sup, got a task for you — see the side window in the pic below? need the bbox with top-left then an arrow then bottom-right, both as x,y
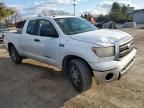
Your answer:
26,20 -> 38,35
38,20 -> 58,37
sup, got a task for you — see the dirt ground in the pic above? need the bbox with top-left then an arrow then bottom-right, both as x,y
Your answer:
0,28 -> 144,108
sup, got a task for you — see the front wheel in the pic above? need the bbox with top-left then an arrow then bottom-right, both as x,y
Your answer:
68,59 -> 92,92
9,46 -> 22,64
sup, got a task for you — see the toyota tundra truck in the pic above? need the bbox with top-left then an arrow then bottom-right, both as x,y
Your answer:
4,16 -> 136,92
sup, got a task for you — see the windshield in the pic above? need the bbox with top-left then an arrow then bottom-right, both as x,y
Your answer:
54,17 -> 97,35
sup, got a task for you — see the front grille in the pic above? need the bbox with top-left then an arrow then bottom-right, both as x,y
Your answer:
119,39 -> 134,58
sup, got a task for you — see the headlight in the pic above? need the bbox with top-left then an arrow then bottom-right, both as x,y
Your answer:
92,47 -> 115,57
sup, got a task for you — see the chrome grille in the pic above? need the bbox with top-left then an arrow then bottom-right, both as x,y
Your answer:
119,39 -> 134,58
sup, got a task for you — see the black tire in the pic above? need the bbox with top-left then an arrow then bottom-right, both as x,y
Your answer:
68,59 -> 92,92
9,46 -> 22,64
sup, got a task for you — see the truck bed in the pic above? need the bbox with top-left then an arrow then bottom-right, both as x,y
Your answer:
5,29 -> 22,34
4,30 -> 22,50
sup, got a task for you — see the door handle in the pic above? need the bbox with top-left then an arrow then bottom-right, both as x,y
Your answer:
34,39 -> 40,42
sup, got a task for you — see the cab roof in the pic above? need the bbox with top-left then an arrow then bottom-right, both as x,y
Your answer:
26,16 -> 78,21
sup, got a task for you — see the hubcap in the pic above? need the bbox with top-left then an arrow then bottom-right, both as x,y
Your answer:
70,66 -> 80,87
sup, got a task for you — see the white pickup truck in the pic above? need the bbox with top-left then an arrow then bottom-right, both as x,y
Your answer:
4,16 -> 136,92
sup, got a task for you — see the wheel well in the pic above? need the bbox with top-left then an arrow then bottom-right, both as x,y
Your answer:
8,43 -> 14,50
62,55 -> 93,76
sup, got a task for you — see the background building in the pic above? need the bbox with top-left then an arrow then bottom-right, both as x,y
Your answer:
133,9 -> 144,23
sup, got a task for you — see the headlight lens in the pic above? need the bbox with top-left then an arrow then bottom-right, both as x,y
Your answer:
92,47 -> 115,57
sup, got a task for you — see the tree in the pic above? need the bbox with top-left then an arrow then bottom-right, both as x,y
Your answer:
81,2 -> 132,23
109,2 -> 132,23
109,2 -> 122,22
0,3 -> 14,21
82,14 -> 93,21
81,14 -> 84,18
111,2 -> 121,12
97,14 -> 109,23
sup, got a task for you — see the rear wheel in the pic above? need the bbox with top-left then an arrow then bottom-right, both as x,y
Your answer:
9,46 -> 22,64
68,59 -> 92,92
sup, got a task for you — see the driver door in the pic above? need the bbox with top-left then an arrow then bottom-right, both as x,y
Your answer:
38,19 -> 60,66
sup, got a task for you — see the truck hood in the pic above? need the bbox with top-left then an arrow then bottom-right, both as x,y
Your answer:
70,29 -> 132,46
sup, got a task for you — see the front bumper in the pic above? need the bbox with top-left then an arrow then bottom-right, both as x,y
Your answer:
91,48 -> 136,84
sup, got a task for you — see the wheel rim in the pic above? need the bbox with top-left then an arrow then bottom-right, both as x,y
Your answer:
70,65 -> 80,87
10,48 -> 16,61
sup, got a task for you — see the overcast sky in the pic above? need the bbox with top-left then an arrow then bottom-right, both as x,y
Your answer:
4,0 -> 144,16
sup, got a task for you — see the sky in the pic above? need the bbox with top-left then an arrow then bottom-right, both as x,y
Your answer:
3,0 -> 144,16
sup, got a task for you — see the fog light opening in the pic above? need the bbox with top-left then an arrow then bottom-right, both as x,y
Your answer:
105,73 -> 114,80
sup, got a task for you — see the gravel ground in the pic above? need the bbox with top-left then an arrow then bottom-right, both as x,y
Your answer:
0,28 -> 144,108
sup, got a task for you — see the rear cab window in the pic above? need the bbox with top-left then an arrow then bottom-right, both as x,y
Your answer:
26,20 -> 39,35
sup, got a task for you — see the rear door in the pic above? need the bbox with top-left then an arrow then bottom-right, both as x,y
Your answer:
21,20 -> 42,59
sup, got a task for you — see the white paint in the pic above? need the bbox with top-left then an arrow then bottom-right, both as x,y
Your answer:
4,16 -> 137,83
